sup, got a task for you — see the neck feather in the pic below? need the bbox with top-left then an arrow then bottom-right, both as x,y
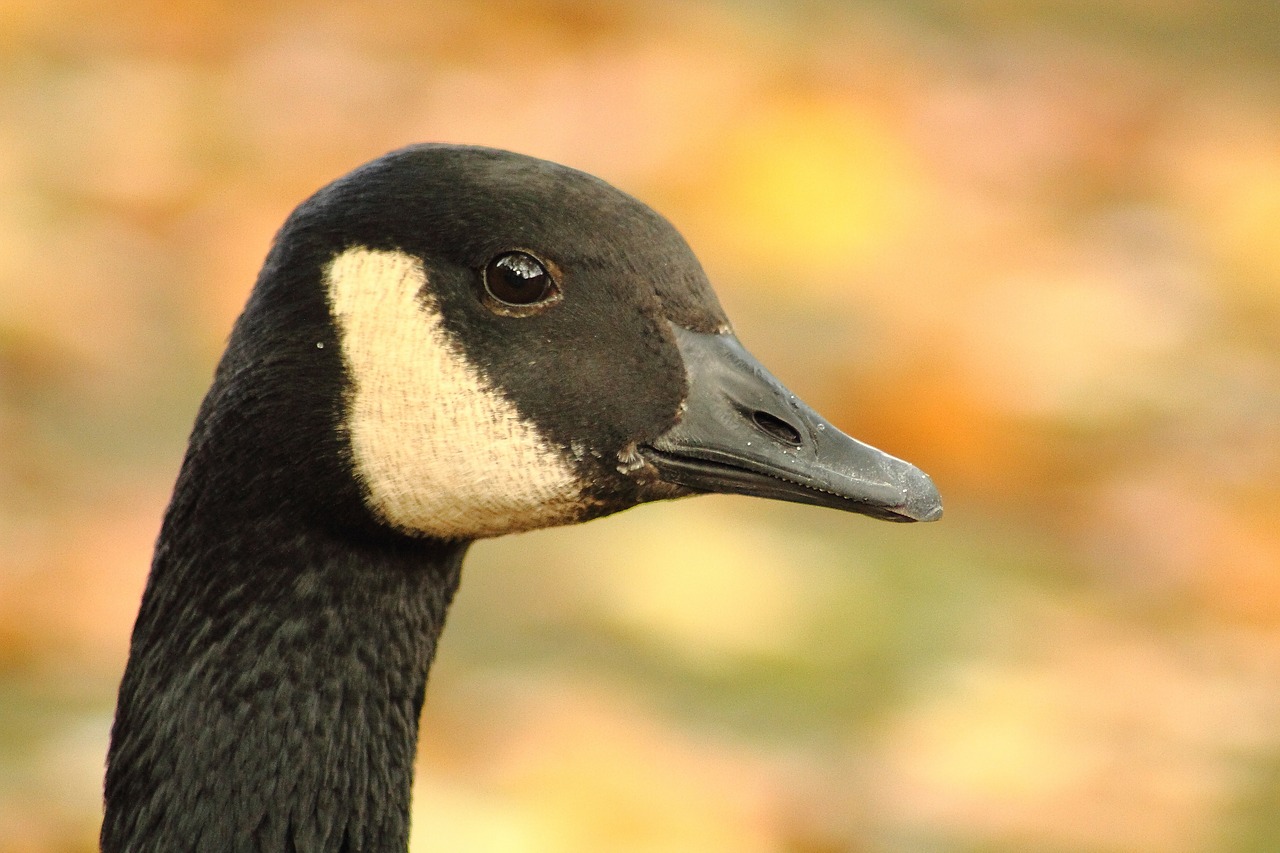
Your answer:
102,487 -> 466,852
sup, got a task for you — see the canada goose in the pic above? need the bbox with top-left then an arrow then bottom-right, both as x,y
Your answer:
101,144 -> 942,852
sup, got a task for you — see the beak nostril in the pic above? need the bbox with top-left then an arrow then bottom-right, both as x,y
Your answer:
751,410 -> 803,447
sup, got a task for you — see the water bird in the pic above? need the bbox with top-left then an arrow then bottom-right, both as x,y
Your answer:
101,144 -> 942,851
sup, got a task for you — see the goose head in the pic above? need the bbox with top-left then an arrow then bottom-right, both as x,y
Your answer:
221,143 -> 940,544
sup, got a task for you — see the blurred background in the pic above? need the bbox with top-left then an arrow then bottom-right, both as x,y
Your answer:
2,0 -> 1278,850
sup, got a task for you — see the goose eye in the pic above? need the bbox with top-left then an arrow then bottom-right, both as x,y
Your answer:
482,251 -> 559,314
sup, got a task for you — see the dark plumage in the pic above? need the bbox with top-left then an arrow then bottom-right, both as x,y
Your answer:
102,144 -> 941,852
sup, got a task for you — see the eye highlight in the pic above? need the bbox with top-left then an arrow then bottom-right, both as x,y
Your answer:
481,251 -> 561,316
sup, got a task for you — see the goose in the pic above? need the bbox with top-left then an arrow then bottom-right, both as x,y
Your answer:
101,144 -> 942,852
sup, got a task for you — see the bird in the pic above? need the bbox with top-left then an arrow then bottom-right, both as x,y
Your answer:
101,144 -> 942,852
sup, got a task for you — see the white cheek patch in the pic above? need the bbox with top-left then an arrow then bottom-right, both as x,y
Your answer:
325,247 -> 585,539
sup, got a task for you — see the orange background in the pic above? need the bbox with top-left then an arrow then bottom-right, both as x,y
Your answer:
1,1 -> 1278,850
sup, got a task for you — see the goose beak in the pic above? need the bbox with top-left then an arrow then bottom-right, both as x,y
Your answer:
639,324 -> 943,523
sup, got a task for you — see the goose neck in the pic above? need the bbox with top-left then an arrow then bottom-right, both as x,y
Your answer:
102,507 -> 467,852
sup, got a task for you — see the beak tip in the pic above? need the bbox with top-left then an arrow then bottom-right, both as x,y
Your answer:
916,500 -> 944,522
899,470 -> 943,522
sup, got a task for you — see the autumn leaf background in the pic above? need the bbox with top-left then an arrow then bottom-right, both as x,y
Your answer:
1,2 -> 1278,850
